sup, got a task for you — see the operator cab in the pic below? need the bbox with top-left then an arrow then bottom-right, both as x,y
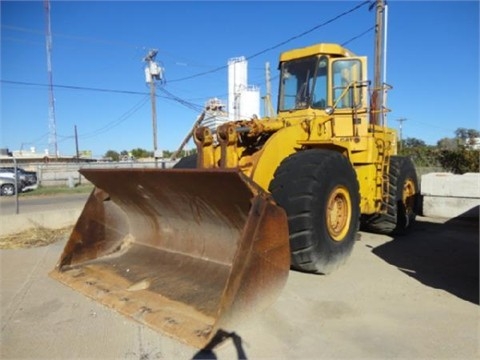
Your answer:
278,43 -> 367,113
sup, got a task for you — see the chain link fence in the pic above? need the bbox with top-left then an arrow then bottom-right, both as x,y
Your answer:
1,160 -> 179,187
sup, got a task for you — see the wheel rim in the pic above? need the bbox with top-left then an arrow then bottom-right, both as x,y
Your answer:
326,186 -> 352,241
403,178 -> 416,215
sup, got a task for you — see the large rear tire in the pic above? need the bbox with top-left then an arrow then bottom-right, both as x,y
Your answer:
361,156 -> 420,235
269,149 -> 360,274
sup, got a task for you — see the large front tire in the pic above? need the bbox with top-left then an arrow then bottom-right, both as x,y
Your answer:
361,156 -> 420,235
269,149 -> 360,274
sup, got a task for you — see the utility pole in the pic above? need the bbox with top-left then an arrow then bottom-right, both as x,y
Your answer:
263,62 -> 275,118
74,124 -> 81,184
74,125 -> 80,161
44,0 -> 58,158
395,117 -> 408,151
372,0 -> 386,126
144,49 -> 164,162
382,2 -> 389,124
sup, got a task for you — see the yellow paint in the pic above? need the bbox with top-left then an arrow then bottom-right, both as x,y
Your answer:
194,43 -> 397,215
326,185 -> 352,241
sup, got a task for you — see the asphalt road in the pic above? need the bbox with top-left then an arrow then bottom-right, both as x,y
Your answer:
0,193 -> 89,216
1,216 -> 478,359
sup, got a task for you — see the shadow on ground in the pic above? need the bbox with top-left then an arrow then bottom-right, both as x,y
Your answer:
192,331 -> 247,360
372,216 -> 479,305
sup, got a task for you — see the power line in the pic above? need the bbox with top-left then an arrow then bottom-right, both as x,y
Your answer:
169,0 -> 371,83
4,1 -> 373,90
19,133 -> 49,149
158,87 -> 204,112
44,96 -> 151,144
1,78 -> 205,113
1,79 -> 151,96
246,1 -> 371,60
79,96 -> 150,139
406,119 -> 457,133
2,36 -> 44,46
1,24 -> 144,50
2,24 -> 219,70
341,26 -> 375,46
2,77 -> 206,138
3,0 -> 374,113
161,24 -> 374,113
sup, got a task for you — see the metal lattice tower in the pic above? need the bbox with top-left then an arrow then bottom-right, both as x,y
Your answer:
44,0 -> 58,157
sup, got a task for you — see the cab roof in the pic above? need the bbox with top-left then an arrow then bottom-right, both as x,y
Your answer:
279,43 -> 356,62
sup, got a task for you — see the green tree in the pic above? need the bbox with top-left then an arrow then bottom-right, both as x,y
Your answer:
436,128 -> 479,150
104,150 -> 120,161
162,150 -> 173,158
174,149 -> 197,158
401,137 -> 426,149
399,138 -> 438,167
432,128 -> 480,173
437,148 -> 480,174
437,137 -> 458,150
454,128 -> 480,147
131,148 -> 153,158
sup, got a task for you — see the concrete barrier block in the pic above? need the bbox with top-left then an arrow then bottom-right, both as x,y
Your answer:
421,172 -> 480,219
421,173 -> 480,198
422,195 -> 479,219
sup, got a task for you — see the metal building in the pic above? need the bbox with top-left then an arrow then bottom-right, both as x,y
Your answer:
202,98 -> 229,134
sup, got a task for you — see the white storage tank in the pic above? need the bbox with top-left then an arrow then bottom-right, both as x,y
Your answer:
227,56 -> 259,120
239,85 -> 260,119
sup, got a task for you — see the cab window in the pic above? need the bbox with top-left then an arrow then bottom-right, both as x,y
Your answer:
311,56 -> 327,109
279,57 -> 317,111
332,59 -> 362,109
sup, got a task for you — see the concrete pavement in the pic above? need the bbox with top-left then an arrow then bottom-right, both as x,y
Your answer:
0,193 -> 89,216
1,216 -> 478,359
0,193 -> 88,236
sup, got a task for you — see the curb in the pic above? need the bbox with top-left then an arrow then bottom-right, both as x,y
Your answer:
0,208 -> 82,237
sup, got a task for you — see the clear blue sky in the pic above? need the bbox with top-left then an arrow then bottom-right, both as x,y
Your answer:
1,0 -> 479,158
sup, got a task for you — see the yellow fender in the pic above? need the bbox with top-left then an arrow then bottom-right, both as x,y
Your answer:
250,124 -> 309,192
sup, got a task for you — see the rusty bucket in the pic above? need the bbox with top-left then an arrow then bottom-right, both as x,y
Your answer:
49,168 -> 290,348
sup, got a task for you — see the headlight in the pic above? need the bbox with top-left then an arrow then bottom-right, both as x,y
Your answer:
325,106 -> 334,115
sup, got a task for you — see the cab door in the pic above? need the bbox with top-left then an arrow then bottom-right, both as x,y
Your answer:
329,57 -> 368,137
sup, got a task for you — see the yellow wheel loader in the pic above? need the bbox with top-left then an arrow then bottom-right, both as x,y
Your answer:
175,41 -> 419,274
50,0 -> 419,348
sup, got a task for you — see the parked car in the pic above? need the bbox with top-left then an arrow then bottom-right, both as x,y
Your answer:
0,167 -> 38,188
0,176 -> 23,196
